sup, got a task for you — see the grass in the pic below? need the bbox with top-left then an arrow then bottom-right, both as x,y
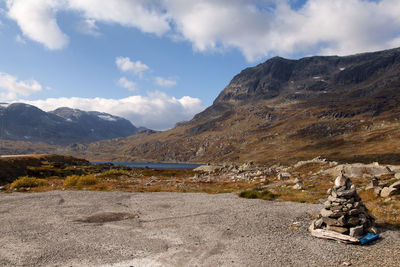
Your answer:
11,176 -> 49,189
239,189 -> 278,200
63,175 -> 99,187
359,190 -> 400,228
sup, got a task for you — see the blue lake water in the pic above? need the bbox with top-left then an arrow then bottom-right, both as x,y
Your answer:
93,161 -> 202,169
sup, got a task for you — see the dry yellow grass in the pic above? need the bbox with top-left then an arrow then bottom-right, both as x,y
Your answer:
63,175 -> 99,187
11,176 -> 49,189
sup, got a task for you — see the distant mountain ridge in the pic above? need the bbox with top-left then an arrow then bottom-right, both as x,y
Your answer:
65,47 -> 400,164
0,103 -> 139,145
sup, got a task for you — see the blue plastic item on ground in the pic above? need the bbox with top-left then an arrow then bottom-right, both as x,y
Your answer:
358,233 -> 379,244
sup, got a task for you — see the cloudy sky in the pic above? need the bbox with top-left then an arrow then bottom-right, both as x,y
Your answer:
1,0 -> 400,130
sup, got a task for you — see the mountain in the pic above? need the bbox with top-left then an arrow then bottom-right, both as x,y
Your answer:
0,104 -> 139,145
43,47 -> 400,164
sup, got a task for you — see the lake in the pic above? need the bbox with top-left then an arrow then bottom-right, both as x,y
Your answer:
93,161 -> 202,169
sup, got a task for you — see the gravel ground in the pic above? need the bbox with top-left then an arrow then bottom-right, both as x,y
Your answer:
0,191 -> 399,267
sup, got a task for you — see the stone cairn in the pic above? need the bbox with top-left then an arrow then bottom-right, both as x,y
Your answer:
310,172 -> 377,238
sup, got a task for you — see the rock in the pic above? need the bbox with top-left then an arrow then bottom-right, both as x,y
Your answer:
358,214 -> 367,224
349,225 -> 364,237
365,177 -> 379,190
371,177 -> 379,186
325,163 -> 391,178
331,205 -> 343,212
320,209 -> 333,218
323,216 -> 345,226
328,195 -> 347,203
368,214 -> 376,221
255,170 -> 263,176
323,200 -> 332,209
314,218 -> 324,228
335,174 -> 347,187
395,173 -> 400,179
348,209 -> 360,216
194,165 -> 222,173
347,217 -> 360,226
389,181 -> 400,189
277,172 -> 291,180
327,225 -> 348,234
368,226 -> 379,234
337,216 -> 346,226
380,187 -> 399,198
292,183 -> 304,190
239,162 -> 255,171
330,211 -> 346,218
336,188 -> 356,198
293,177 -> 302,184
347,198 -> 355,204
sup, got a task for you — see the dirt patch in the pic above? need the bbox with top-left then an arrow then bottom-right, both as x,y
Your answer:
75,212 -> 139,224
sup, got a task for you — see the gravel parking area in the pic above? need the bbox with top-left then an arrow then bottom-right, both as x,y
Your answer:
0,191 -> 399,266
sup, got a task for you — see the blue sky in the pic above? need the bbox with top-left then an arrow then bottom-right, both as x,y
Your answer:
0,0 -> 399,130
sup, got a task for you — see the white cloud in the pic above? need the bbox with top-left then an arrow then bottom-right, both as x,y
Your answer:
0,72 -> 42,101
115,57 -> 149,77
67,0 -> 170,36
22,92 -> 205,130
77,18 -> 100,36
155,76 -> 177,87
165,0 -> 400,60
5,0 -> 400,60
117,77 -> 136,91
6,0 -> 69,50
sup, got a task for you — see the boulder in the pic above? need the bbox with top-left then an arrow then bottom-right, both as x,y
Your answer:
293,177 -> 302,184
277,172 -> 291,180
194,165 -> 222,173
389,181 -> 400,189
380,187 -> 399,198
324,163 -> 391,178
292,183 -> 304,190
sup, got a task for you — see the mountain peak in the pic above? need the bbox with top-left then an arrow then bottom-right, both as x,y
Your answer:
0,103 -> 139,145
214,47 -> 400,105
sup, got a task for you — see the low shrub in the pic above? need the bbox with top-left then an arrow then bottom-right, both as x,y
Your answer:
77,175 -> 98,186
63,175 -> 80,187
11,176 -> 49,189
239,189 -> 278,200
64,175 -> 99,187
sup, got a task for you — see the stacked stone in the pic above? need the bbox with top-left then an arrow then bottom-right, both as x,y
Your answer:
311,172 -> 377,237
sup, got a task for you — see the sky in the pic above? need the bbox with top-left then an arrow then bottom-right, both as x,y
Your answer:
0,0 -> 400,130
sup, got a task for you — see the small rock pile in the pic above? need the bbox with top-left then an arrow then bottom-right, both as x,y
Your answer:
311,172 -> 377,237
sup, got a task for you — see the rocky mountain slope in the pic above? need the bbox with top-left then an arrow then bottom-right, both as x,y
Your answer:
0,104 -> 139,145
53,47 -> 400,164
